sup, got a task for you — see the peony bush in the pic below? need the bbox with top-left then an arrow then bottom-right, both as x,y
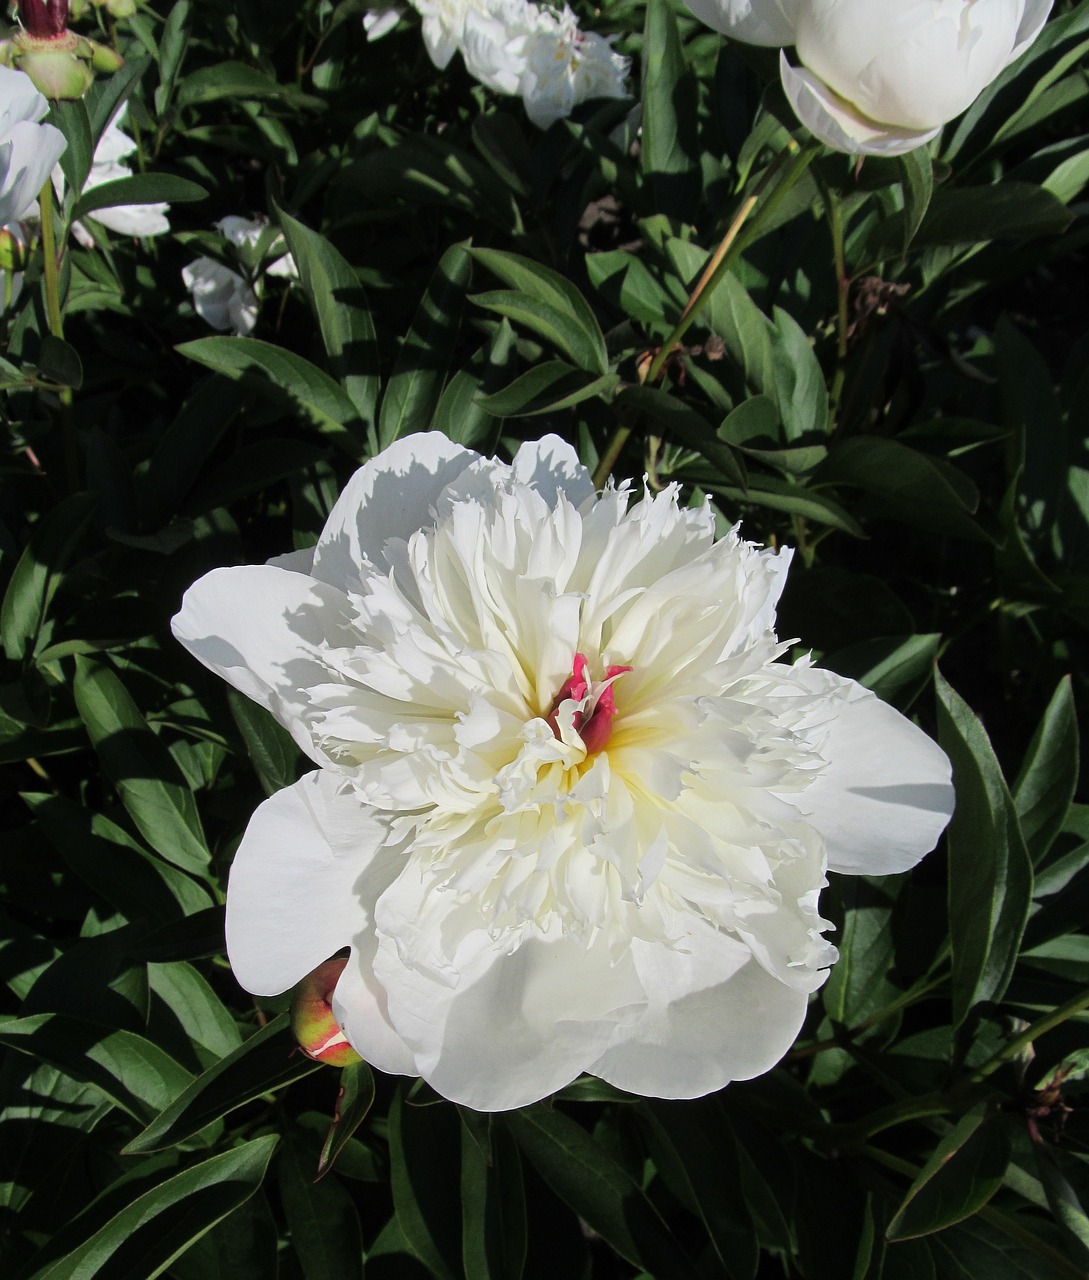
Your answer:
1,0 -> 1087,1275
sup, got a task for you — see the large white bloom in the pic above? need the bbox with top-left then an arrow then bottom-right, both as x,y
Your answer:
408,0 -> 486,67
70,106 -> 171,245
180,258 -> 258,335
173,434 -> 954,1112
683,0 -> 797,47
0,65 -> 65,227
783,0 -> 1052,156
520,5 -> 630,129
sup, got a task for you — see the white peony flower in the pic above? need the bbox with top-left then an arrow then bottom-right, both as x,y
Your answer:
172,434 -> 954,1112
408,0 -> 485,68
461,0 -> 538,96
69,106 -> 170,246
363,7 -> 404,40
520,5 -> 630,129
781,0 -> 1053,156
683,0 -> 797,47
0,65 -> 66,227
180,257 -> 258,335
215,214 -> 297,280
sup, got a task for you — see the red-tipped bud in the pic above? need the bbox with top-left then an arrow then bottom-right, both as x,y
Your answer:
290,958 -> 362,1068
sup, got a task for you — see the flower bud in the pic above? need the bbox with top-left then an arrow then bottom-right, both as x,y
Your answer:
0,227 -> 32,273
290,957 -> 363,1067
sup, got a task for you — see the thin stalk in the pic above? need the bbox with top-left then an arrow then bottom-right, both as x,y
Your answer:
592,424 -> 633,491
643,139 -> 817,387
38,179 -> 64,339
822,181 -> 850,416
971,985 -> 1089,1083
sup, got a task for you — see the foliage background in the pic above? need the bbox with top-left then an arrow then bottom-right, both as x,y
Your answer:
2,0 -> 1089,1276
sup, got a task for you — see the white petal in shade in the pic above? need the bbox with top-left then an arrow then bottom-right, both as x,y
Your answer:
780,55 -> 940,157
311,433 -> 480,588
373,872 -> 645,1110
511,434 -> 596,507
171,564 -> 354,759
590,926 -> 811,1096
0,119 -> 67,226
778,667 -> 955,876
331,944 -> 418,1078
683,0 -> 797,46
226,770 -> 402,995
1011,0 -> 1053,61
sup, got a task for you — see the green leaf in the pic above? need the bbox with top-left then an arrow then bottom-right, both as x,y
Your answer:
26,793 -> 212,923
73,657 -> 210,876
640,0 -> 700,222
1,491 -> 98,662
277,209 -> 380,432
48,98 -> 94,196
430,320 -> 514,448
912,183 -> 1073,247
886,1107 -> 1011,1240
618,384 -> 746,488
175,61 -> 304,108
73,174 -> 207,221
823,634 -> 942,708
585,250 -> 677,332
476,361 -> 618,418
317,1060 -> 377,1180
822,877 -> 899,1027
379,243 -> 473,448
227,688 -> 302,797
124,1014 -> 319,1154
936,672 -> 1034,1032
25,1136 -> 277,1280
899,149 -> 934,253
147,962 -> 242,1066
0,1014 -> 193,1123
505,1105 -> 700,1279
278,1132 -> 365,1280
817,437 -> 992,543
460,1116 -> 527,1280
38,335 -> 83,389
176,337 -> 366,453
1034,1146 -> 1089,1270
470,249 -> 608,374
155,0 -> 192,116
389,1089 -> 462,1280
1013,676 -> 1079,864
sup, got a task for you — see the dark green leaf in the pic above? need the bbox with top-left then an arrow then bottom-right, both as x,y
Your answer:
227,688 -> 302,797
389,1089 -> 462,1280
640,0 -> 700,221
38,336 -> 83,389
618,384 -> 746,488
73,657 -> 210,876
278,1132 -> 365,1280
476,361 -> 618,417
124,1014 -> 319,1154
317,1060 -> 377,1180
460,1116 -> 527,1280
936,672 -> 1034,1031
1013,676 -> 1079,864
73,174 -> 207,222
48,98 -> 94,196
899,149 -> 934,253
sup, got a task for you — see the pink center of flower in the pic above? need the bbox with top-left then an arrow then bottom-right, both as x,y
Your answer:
546,652 -> 632,755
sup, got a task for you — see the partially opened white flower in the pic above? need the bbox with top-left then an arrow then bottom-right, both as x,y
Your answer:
173,434 -> 954,1111
408,0 -> 484,67
683,0 -> 797,47
520,5 -> 629,129
180,257 -> 258,335
216,214 -> 297,280
0,65 -> 66,226
780,0 -> 1052,156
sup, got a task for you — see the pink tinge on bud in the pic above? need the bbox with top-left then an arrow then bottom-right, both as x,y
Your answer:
547,652 -> 632,755
290,957 -> 362,1067
18,0 -> 69,38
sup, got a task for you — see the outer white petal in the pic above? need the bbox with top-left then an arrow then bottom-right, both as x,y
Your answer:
1010,0 -> 1052,61
373,869 -> 645,1110
780,54 -> 940,157
266,546 -> 316,574
226,770 -> 388,992
591,925 -> 810,1095
683,0 -> 797,46
0,120 -> 67,226
776,666 -> 954,875
331,947 -> 418,1077
363,7 -> 404,40
311,433 -> 481,587
171,563 -> 354,759
0,65 -> 50,131
511,433 -> 595,506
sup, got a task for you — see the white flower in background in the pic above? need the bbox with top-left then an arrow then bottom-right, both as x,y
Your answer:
363,7 -> 404,40
408,0 -> 483,68
781,0 -> 1052,155
180,258 -> 258,336
683,0 -> 797,47
172,434 -> 954,1112
215,214 -> 297,280
520,6 -> 629,129
70,106 -> 170,246
0,65 -> 66,226
461,0 -> 537,96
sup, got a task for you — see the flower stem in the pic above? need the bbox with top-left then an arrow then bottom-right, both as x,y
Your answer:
642,139 -> 819,388
971,985 -> 1089,1083
819,176 -> 850,418
38,178 -> 64,340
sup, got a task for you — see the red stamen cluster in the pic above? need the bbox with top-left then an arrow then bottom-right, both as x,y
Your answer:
547,652 -> 631,755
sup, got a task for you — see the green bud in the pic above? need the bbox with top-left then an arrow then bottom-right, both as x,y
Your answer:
86,37 -> 124,73
105,0 -> 137,16
5,28 -> 123,98
0,228 -> 31,274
